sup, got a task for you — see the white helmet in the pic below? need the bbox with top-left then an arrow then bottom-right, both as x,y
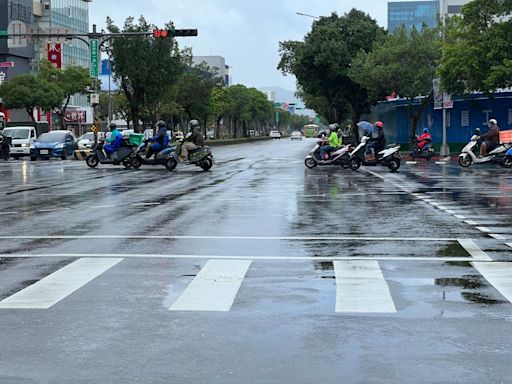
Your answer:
489,118 -> 497,126
329,123 -> 339,131
188,119 -> 200,130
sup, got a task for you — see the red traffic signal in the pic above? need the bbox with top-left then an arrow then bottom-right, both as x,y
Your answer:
152,28 -> 198,38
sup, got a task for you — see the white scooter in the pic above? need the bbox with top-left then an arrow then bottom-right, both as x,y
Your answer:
458,128 -> 512,168
348,136 -> 401,172
304,139 -> 352,169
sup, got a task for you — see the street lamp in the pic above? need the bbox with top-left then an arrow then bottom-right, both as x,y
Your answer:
296,12 -> 320,19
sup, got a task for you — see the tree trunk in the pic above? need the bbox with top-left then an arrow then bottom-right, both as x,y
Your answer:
407,95 -> 432,147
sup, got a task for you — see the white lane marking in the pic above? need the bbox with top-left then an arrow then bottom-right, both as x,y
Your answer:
455,215 -> 466,219
0,258 -> 123,309
472,262 -> 512,303
406,161 -> 418,165
0,212 -> 19,215
37,208 -> 71,213
507,243 -> 512,249
476,227 -> 492,233
90,205 -> 116,209
334,260 -> 396,313
465,220 -> 478,226
458,239 -> 493,261
0,235 -> 459,241
0,253 -> 478,262
170,259 -> 252,312
130,202 -> 162,206
435,161 -> 447,165
492,234 -> 508,240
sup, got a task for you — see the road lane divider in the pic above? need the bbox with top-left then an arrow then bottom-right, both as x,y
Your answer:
170,259 -> 252,312
472,262 -> 512,303
73,150 -> 91,161
334,260 -> 396,313
0,258 -> 123,309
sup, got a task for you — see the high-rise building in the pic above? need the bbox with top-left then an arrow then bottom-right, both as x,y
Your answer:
192,55 -> 230,86
388,1 -> 439,32
388,0 -> 472,32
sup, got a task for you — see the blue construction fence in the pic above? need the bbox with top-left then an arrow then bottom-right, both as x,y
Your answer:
362,92 -> 512,147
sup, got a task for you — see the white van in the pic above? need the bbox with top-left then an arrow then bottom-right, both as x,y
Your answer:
2,126 -> 38,159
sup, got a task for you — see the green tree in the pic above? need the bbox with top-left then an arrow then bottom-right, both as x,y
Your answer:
0,73 -> 64,121
38,60 -> 91,129
98,90 -> 131,127
175,62 -> 225,135
106,16 -> 190,132
349,25 -> 442,144
439,0 -> 512,94
278,10 -> 385,130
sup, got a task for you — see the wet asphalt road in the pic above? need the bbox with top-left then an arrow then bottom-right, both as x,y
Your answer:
0,139 -> 512,384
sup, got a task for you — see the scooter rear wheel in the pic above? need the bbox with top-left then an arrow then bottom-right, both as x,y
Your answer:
86,154 -> 99,168
131,156 -> 143,169
349,157 -> 361,171
200,157 -> 213,171
458,154 -> 472,167
122,159 -> 132,168
305,158 -> 317,169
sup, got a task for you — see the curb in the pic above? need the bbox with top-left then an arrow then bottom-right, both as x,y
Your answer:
73,150 -> 91,160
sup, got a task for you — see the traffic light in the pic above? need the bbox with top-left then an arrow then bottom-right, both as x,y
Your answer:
152,28 -> 198,38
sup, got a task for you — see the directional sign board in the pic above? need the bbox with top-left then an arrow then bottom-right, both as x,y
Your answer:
280,102 -> 289,111
90,39 -> 99,78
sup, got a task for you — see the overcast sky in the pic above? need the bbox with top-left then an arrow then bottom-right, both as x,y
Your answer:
89,1 -> 389,91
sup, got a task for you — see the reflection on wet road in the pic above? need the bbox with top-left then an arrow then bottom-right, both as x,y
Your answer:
0,140 -> 511,384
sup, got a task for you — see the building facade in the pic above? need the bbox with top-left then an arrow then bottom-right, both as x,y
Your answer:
388,0 -> 471,32
192,55 -> 230,86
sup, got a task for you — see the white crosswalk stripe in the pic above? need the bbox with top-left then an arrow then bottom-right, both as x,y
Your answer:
0,258 -> 123,309
170,259 -> 252,312
334,260 -> 396,313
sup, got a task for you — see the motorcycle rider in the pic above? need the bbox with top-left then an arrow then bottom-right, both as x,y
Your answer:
144,120 -> 170,159
479,118 -> 500,158
416,128 -> 432,151
104,122 -> 123,157
319,123 -> 342,160
179,119 -> 205,161
366,121 -> 386,160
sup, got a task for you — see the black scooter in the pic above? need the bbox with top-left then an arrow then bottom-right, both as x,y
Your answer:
410,136 -> 434,160
130,140 -> 178,171
0,135 -> 10,161
85,139 -> 134,168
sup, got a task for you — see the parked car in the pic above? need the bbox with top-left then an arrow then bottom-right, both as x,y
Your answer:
269,130 -> 281,139
30,131 -> 77,160
1,126 -> 37,159
77,132 -> 105,150
291,131 -> 303,140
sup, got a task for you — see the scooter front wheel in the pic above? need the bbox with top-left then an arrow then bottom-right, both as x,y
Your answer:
388,158 -> 401,172
458,154 -> 472,167
500,156 -> 512,168
122,159 -> 132,168
199,157 -> 213,171
165,157 -> 178,171
131,156 -> 143,169
86,154 -> 99,168
305,157 -> 317,169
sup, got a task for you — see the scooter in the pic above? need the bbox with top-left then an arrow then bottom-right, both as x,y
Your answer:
304,139 -> 352,169
458,128 -> 512,168
172,141 -> 214,171
410,136 -> 434,160
504,147 -> 512,168
348,136 -> 401,172
86,139 -> 134,168
0,134 -> 10,161
129,141 -> 178,171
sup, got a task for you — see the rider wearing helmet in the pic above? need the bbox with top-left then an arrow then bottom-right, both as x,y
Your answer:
366,121 -> 386,159
417,127 -> 432,150
180,119 -> 205,161
104,122 -> 123,156
479,118 -> 500,158
145,120 -> 169,159
319,123 -> 342,160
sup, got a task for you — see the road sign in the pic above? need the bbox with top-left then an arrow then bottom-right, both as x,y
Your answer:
90,39 -> 99,77
7,21 -> 27,48
280,102 -> 289,111
273,102 -> 281,108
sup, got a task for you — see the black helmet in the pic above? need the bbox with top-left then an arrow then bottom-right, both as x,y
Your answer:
156,120 -> 167,129
108,122 -> 117,131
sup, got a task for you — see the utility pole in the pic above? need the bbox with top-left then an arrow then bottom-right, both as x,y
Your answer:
439,0 -> 450,157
